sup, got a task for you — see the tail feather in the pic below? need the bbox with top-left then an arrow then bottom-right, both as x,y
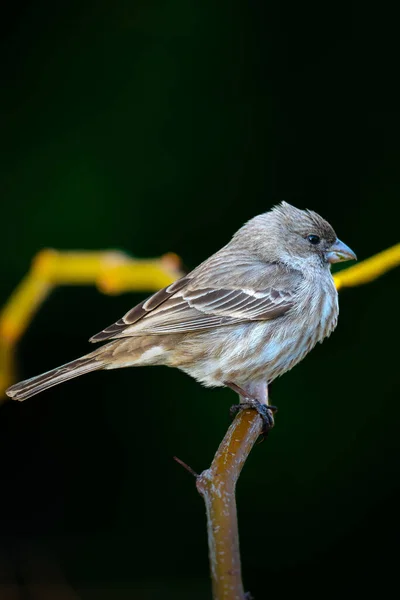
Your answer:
6,352 -> 107,401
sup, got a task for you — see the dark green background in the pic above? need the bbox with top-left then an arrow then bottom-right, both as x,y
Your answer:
1,1 -> 399,598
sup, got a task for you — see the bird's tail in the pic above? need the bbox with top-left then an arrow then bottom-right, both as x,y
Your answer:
6,347 -> 110,401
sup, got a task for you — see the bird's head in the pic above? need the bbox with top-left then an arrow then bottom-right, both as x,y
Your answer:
232,201 -> 357,271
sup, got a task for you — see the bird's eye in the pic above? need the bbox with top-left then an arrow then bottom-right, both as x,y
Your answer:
307,234 -> 320,245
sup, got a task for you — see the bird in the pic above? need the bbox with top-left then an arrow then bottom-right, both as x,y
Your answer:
6,202 -> 356,430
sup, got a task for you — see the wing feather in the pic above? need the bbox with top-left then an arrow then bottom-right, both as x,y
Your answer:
90,256 -> 302,342
90,283 -> 296,341
89,276 -> 191,342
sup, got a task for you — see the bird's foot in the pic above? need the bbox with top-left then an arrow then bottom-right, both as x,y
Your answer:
225,380 -> 276,440
230,398 -> 277,440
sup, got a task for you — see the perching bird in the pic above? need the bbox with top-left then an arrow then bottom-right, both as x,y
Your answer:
6,202 -> 356,424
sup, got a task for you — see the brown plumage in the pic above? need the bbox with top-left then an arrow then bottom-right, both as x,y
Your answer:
6,202 -> 356,403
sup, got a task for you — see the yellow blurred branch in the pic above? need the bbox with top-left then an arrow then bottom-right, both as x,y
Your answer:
0,242 -> 399,399
333,243 -> 400,290
0,249 -> 183,398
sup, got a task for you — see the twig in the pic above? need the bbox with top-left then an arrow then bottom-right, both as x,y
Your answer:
195,407 -> 266,600
173,456 -> 199,478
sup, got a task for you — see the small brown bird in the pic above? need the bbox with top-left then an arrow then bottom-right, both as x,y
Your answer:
6,202 -> 356,424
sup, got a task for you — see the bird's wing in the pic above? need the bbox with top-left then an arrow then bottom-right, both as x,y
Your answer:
89,276 -> 192,342
90,261 -> 302,342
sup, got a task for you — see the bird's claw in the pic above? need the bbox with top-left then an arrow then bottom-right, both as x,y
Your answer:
230,398 -> 277,441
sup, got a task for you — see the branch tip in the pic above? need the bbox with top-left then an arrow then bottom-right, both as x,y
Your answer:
173,456 -> 199,478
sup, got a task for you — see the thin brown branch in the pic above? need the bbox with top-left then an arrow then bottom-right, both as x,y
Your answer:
173,455 -> 199,478
196,407 -> 267,600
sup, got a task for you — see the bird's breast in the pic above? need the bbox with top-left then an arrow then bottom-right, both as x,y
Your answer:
172,276 -> 339,387
237,278 -> 338,382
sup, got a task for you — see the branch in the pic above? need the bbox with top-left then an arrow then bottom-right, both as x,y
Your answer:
0,249 -> 182,399
333,243 -> 400,289
195,407 -> 265,600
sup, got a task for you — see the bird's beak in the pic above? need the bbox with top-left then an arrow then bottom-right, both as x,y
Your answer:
326,239 -> 357,264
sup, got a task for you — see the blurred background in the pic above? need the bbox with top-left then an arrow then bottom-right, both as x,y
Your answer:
1,1 -> 399,598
